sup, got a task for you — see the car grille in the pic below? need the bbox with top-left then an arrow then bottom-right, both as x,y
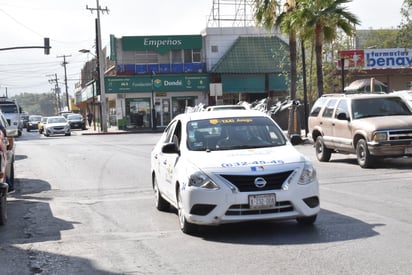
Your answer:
220,170 -> 293,192
387,129 -> 412,141
225,201 -> 293,216
52,126 -> 65,130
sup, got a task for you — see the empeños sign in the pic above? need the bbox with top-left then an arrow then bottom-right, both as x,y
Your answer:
122,35 -> 202,54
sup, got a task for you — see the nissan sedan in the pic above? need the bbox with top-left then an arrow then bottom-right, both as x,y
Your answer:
150,110 -> 320,234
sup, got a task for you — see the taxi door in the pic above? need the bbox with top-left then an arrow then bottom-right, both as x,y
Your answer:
157,120 -> 181,202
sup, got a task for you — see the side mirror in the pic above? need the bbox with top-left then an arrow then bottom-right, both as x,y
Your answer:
161,142 -> 179,154
337,112 -> 349,121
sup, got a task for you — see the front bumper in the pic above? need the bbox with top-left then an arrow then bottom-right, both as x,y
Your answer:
368,141 -> 412,157
181,180 -> 320,226
46,127 -> 70,135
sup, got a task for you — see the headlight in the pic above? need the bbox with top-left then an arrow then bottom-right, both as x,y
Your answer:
188,171 -> 219,190
297,160 -> 317,185
373,132 -> 387,142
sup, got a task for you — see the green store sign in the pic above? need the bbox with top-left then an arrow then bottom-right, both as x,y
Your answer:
105,74 -> 209,93
122,35 -> 202,54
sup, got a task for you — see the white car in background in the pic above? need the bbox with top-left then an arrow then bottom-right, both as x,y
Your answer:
150,110 -> 320,234
43,116 -> 71,137
392,90 -> 412,108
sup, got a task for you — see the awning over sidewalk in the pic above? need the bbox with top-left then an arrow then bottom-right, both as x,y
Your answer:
344,78 -> 388,93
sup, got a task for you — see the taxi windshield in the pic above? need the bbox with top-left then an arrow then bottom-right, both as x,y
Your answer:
187,116 -> 286,151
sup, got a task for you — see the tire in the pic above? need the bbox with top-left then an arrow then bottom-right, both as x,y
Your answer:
177,188 -> 197,234
153,175 -> 169,211
356,139 -> 375,168
315,136 -> 332,162
0,192 -> 7,225
65,133 -> 71,136
27,128 -> 30,132
296,215 -> 317,225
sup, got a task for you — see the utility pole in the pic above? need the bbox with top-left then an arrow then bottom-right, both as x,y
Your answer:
87,0 -> 109,132
47,73 -> 62,113
57,54 -> 71,112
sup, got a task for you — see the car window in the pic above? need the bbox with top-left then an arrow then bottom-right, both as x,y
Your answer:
163,120 -> 177,144
352,97 -> 412,119
187,116 -> 286,151
29,116 -> 42,121
48,117 -> 66,124
309,97 -> 327,117
0,105 -> 18,113
321,99 -> 337,118
335,99 -> 348,118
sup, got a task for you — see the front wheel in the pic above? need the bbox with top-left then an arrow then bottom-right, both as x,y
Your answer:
153,175 -> 169,211
315,136 -> 332,162
356,139 -> 375,168
177,188 -> 197,234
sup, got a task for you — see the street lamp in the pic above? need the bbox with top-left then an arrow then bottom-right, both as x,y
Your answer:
79,49 -> 97,131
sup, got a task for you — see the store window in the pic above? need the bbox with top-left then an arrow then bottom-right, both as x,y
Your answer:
172,50 -> 182,63
125,98 -> 151,128
184,49 -> 201,63
172,96 -> 198,116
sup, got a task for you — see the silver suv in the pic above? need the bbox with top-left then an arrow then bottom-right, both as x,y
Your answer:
308,93 -> 412,168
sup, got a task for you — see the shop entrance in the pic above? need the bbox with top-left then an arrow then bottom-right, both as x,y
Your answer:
155,98 -> 171,127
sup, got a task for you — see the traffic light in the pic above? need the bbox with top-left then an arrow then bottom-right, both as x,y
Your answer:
44,38 -> 50,55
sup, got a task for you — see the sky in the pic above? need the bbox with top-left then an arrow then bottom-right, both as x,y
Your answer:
0,0 -> 406,98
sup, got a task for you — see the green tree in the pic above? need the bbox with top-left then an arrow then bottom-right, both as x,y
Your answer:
298,0 -> 359,97
254,0 -> 298,99
397,0 -> 412,48
357,29 -> 399,49
13,93 -> 57,116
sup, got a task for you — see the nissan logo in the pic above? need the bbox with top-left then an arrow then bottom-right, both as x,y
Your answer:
254,177 -> 267,188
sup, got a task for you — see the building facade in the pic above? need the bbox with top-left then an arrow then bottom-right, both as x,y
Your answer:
77,27 -> 291,129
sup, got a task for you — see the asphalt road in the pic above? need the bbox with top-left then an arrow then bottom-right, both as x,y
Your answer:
1,130 -> 412,274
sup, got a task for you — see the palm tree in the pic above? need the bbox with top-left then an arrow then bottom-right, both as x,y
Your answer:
254,0 -> 298,100
298,0 -> 359,97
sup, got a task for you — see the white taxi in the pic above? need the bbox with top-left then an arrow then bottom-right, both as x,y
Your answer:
150,110 -> 320,234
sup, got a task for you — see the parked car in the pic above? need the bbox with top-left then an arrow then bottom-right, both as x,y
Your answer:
66,114 -> 86,130
392,90 -> 412,108
21,113 -> 29,128
308,93 -> 412,168
27,115 -> 42,132
43,116 -> 71,137
38,117 -> 47,134
151,109 -> 320,234
205,105 -> 247,111
0,110 -> 16,225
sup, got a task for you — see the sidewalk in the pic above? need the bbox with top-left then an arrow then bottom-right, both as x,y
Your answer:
81,125 -> 164,135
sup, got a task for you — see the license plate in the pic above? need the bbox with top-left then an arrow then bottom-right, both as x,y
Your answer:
249,193 -> 276,210
405,147 -> 412,154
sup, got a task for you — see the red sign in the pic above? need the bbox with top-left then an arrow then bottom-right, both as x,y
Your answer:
338,50 -> 365,68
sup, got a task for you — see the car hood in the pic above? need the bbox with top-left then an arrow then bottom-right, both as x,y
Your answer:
352,115 -> 412,131
186,145 -> 305,172
47,122 -> 68,127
